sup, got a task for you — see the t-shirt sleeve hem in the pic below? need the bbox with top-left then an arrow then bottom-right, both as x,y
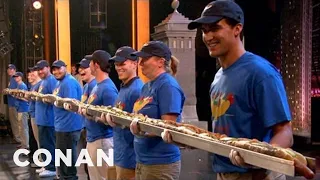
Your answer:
264,117 -> 291,128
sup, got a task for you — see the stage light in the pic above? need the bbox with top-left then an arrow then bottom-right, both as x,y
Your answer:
33,1 -> 42,9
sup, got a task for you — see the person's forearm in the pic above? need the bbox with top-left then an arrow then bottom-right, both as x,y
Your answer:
270,129 -> 293,148
143,133 -> 157,137
17,97 -> 29,102
21,98 -> 29,102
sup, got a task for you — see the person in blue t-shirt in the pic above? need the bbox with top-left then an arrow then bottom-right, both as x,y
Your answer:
75,58 -> 97,129
70,57 -> 96,179
27,67 -> 42,149
128,41 -> 185,180
34,60 -> 57,177
101,46 -> 143,180
13,72 -> 30,149
162,1 -> 294,180
6,64 -> 20,144
79,50 -> 118,179
51,60 -> 83,179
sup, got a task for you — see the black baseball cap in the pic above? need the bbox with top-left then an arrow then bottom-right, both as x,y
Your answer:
78,58 -> 90,69
13,72 -> 23,78
7,64 -> 16,70
51,60 -> 66,68
188,0 -> 244,30
131,41 -> 172,61
109,46 -> 138,62
85,50 -> 111,64
34,60 -> 50,70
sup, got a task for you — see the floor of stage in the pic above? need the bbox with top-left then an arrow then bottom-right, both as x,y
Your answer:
0,136 -> 319,180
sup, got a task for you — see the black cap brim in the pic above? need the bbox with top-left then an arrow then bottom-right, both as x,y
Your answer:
188,16 -> 223,30
28,67 -> 35,71
131,51 -> 152,58
51,65 -> 63,68
85,55 -> 93,60
109,56 -> 126,63
78,63 -> 89,69
13,73 -> 23,77
34,66 -> 43,70
79,65 -> 89,69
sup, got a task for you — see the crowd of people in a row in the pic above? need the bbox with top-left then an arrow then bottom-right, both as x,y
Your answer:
7,41 -> 185,180
5,1 -> 294,180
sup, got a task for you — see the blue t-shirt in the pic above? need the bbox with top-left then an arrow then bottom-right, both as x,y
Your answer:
81,79 -> 97,128
85,78 -> 118,142
35,74 -> 58,127
53,74 -> 83,132
29,81 -> 42,118
16,82 -> 29,112
133,73 -> 185,165
114,77 -> 143,169
7,76 -> 18,107
27,82 -> 32,90
210,52 -> 291,173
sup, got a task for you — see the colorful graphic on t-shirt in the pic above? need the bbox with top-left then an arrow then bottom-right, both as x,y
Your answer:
38,85 -> 43,93
116,101 -> 125,110
87,94 -> 97,104
211,92 -> 234,120
133,97 -> 153,113
53,87 -> 60,95
81,94 -> 88,102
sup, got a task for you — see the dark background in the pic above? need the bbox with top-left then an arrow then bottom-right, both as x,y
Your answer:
6,0 -> 284,130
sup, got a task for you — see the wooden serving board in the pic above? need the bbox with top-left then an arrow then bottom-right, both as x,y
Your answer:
111,115 -> 315,177
86,107 -> 104,117
42,95 -> 58,104
63,99 -> 82,112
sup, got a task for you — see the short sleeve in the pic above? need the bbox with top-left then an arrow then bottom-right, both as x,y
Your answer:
254,74 -> 291,128
158,84 -> 184,116
102,88 -> 117,106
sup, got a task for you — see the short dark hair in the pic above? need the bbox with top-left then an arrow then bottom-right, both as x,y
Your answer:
224,17 -> 244,41
92,59 -> 111,73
